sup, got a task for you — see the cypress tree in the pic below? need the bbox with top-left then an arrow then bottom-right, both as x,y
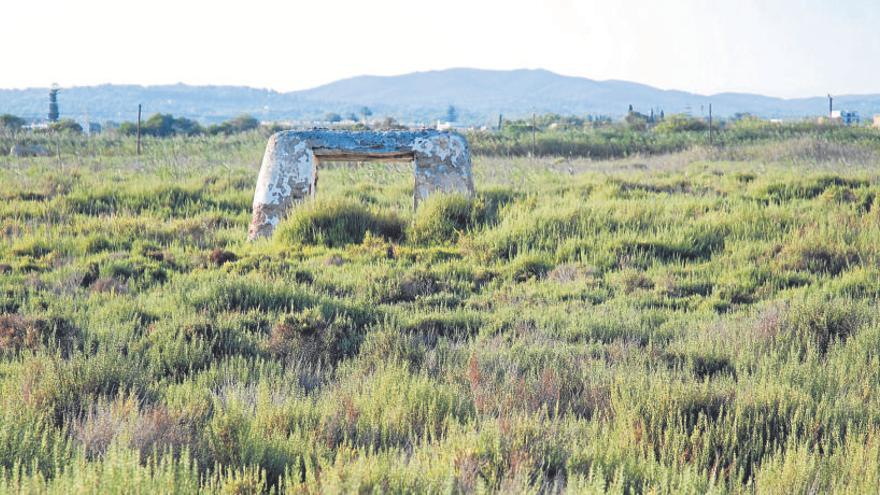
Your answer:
48,84 -> 60,122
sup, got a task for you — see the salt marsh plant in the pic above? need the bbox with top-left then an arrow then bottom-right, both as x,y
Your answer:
2,130 -> 880,492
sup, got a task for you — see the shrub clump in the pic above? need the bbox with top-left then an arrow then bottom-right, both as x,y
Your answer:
610,268 -> 655,294
0,314 -> 78,356
208,248 -> 237,266
409,194 -> 479,245
0,314 -> 40,355
409,192 -> 512,245
382,271 -> 443,303
506,254 -> 554,282
777,240 -> 858,276
267,308 -> 359,364
783,296 -> 865,355
758,175 -> 867,202
753,296 -> 866,356
276,199 -> 405,247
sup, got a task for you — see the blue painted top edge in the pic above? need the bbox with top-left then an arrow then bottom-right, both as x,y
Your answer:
272,129 -> 464,153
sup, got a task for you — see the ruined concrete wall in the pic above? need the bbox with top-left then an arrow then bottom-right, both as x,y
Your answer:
248,130 -> 473,240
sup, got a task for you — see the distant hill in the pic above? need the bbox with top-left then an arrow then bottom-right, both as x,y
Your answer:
1,68 -> 879,125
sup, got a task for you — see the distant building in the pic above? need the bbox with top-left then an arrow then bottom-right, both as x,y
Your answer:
830,110 -> 860,126
873,115 -> 880,128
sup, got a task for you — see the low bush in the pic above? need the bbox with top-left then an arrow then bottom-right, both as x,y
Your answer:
776,237 -> 858,276
779,295 -> 866,355
757,175 -> 868,203
0,314 -> 78,357
268,308 -> 361,364
506,254 -> 553,282
409,194 -> 478,245
276,199 -> 405,247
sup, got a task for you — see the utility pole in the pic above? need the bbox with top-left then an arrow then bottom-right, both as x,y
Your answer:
498,113 -> 503,132
828,94 -> 833,118
136,104 -> 142,156
708,103 -> 713,145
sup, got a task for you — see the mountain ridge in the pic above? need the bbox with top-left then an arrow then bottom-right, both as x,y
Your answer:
1,68 -> 877,125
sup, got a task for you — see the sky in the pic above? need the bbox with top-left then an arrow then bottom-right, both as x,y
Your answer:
2,0 -> 879,98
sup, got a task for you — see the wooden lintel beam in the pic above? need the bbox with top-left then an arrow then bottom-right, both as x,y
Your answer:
312,149 -> 414,162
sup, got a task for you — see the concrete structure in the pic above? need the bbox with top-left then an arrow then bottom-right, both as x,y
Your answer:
248,129 -> 474,240
830,110 -> 860,126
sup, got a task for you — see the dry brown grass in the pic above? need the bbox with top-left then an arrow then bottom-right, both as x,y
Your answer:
0,314 -> 41,355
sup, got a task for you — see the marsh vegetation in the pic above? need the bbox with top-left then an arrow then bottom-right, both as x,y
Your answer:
1,132 -> 880,492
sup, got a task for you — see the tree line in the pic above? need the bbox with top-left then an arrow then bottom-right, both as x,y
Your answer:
0,112 -> 261,137
117,113 -> 260,137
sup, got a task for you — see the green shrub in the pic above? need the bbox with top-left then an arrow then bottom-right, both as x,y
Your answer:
380,270 -> 443,303
11,239 -> 53,258
80,234 -> 113,254
506,254 -> 553,282
0,314 -> 79,357
410,190 -> 514,246
409,194 -> 477,245
180,273 -> 315,313
757,175 -> 868,202
777,239 -> 858,276
267,308 -> 360,364
401,309 -> 483,337
780,295 -> 866,355
276,199 -> 405,247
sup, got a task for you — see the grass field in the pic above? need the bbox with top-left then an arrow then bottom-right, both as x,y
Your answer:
2,133 -> 880,493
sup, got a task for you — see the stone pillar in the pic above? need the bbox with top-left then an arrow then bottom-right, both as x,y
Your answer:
248,134 -> 315,240
412,132 -> 474,208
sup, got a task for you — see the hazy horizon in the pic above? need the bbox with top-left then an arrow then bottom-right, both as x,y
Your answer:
5,66 -> 880,101
3,0 -> 879,99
